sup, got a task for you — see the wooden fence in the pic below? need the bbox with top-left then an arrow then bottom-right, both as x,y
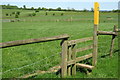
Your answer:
0,34 -> 69,48
1,2 -> 119,77
61,25 -> 119,78
1,2 -> 119,78
97,25 -> 119,57
61,37 -> 94,77
1,26 -> 119,78
0,34 -> 69,78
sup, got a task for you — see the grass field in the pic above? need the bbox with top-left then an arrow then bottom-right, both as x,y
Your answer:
1,9 -> 118,78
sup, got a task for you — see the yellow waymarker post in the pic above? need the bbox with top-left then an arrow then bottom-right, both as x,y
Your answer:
93,2 -> 99,66
94,2 -> 99,25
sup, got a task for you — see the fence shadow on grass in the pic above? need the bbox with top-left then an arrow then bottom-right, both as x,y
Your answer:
100,49 -> 118,58
113,49 -> 119,53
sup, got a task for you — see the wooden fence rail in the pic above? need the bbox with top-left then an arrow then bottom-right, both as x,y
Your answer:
67,53 -> 93,66
68,37 -> 93,46
2,2 -> 119,78
97,31 -> 117,35
97,25 -> 118,57
0,34 -> 69,48
1,25 -> 118,78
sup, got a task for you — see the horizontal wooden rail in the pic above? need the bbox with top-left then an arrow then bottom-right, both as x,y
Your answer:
76,63 -> 94,69
68,37 -> 93,46
67,53 -> 92,66
97,31 -> 117,35
0,34 -> 69,48
21,65 -> 61,78
76,45 -> 93,53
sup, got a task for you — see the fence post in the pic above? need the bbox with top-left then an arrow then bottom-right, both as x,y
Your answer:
93,2 -> 99,66
68,46 -> 72,76
61,39 -> 68,78
71,44 -> 76,76
110,25 -> 117,57
93,24 -> 98,66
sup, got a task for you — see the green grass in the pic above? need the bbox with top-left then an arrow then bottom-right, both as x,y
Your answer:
2,9 -> 118,78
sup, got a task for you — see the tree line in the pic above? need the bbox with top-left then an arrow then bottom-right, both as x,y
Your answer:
1,4 -> 120,12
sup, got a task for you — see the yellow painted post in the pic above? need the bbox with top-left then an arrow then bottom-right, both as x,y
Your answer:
94,2 -> 99,25
93,2 -> 99,66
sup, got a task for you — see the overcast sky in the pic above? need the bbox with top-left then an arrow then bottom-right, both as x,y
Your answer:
1,0 -> 120,10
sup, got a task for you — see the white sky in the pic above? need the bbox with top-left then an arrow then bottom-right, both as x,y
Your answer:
1,0 -> 119,10
1,0 -> 120,2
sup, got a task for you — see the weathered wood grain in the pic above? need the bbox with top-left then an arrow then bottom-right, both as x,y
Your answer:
21,65 -> 61,78
67,53 -> 92,66
61,40 -> 68,78
71,45 -> 76,76
68,37 -> 93,46
97,31 -> 117,35
110,25 -> 117,57
0,34 -> 69,48
68,46 -> 72,76
93,24 -> 98,66
76,63 -> 94,69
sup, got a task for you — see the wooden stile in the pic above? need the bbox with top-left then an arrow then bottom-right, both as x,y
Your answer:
64,35 -> 94,77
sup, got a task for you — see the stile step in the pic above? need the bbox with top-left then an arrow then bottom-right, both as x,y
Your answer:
76,63 -> 94,69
